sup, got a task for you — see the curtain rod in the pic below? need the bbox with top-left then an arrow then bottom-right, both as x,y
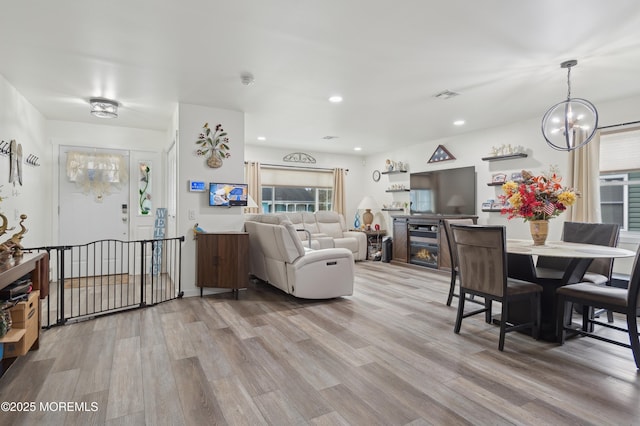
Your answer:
246,162 -> 348,172
598,120 -> 640,130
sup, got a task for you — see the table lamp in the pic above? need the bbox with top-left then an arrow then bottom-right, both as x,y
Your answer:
358,196 -> 379,229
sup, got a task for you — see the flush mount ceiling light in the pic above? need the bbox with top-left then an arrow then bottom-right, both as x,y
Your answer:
541,59 -> 598,151
89,98 -> 119,119
328,95 -> 343,103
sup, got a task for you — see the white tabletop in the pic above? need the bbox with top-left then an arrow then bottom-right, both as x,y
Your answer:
507,239 -> 636,259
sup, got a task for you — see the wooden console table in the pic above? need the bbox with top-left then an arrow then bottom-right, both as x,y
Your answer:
0,252 -> 48,375
195,232 -> 249,297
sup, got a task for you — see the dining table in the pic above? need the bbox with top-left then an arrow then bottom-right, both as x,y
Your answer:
505,239 -> 635,341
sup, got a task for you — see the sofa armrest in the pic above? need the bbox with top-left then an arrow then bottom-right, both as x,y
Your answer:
292,248 -> 353,269
341,231 -> 367,260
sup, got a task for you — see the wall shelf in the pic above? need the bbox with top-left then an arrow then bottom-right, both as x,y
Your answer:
487,182 -> 505,186
382,208 -> 404,211
481,153 -> 528,162
482,208 -> 504,212
381,170 -> 407,175
385,189 -> 410,192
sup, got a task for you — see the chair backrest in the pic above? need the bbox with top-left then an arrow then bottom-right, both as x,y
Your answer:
537,221 -> 621,278
451,225 -> 507,298
626,247 -> 640,310
443,218 -> 475,269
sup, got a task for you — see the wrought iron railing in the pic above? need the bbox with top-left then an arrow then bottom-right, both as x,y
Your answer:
26,236 -> 184,327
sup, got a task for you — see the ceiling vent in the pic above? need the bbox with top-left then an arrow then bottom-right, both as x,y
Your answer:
322,135 -> 339,140
434,90 -> 460,100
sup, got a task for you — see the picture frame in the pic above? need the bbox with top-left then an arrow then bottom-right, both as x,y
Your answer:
492,173 -> 507,184
511,171 -> 523,182
482,201 -> 493,210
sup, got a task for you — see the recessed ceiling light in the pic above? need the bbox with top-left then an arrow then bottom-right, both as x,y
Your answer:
329,95 -> 343,103
257,136 -> 266,141
453,120 -> 465,126
354,147 -> 362,151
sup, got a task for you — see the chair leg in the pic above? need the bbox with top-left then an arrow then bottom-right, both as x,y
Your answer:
581,304 -> 590,332
499,299 -> 507,351
627,312 -> 640,369
485,299 -> 493,324
607,310 -> 614,323
454,288 -> 466,334
446,271 -> 457,306
531,293 -> 540,340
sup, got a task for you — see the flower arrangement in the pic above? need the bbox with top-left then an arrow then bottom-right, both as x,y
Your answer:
195,122 -> 230,168
499,167 -> 577,221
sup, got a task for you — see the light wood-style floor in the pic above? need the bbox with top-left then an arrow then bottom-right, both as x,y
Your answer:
1,261 -> 639,425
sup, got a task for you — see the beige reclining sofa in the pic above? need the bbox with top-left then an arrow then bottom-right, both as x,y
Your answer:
249,211 -> 366,261
244,214 -> 354,299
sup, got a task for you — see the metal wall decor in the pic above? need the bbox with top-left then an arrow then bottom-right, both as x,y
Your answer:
283,152 -> 316,164
195,123 -> 230,168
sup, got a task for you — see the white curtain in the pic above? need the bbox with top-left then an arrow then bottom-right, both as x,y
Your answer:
245,161 -> 262,213
568,130 -> 601,222
332,168 -> 346,216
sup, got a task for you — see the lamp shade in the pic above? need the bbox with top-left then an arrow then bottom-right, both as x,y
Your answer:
357,196 -> 379,211
247,195 -> 258,208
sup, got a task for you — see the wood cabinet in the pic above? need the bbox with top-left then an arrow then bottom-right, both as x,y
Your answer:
195,233 -> 249,297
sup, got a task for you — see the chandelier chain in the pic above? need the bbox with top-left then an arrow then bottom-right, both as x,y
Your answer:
566,65 -> 572,100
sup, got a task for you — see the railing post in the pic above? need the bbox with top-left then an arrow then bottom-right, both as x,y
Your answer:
58,247 -> 66,325
139,240 -> 146,307
178,236 -> 184,298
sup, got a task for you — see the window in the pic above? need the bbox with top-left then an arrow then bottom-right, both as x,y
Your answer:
600,129 -> 640,232
259,167 -> 334,213
261,186 -> 333,213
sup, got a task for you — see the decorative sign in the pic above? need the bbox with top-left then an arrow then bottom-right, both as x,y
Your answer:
151,208 -> 167,276
428,145 -> 456,163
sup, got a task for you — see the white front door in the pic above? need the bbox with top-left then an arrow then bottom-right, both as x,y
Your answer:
58,146 -> 130,276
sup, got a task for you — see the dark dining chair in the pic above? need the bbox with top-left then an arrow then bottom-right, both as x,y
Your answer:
556,246 -> 640,369
451,224 -> 543,351
443,218 -> 475,306
536,221 -> 620,323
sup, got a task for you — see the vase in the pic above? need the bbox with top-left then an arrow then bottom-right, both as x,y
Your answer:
207,153 -> 223,168
529,220 -> 549,246
354,212 -> 361,229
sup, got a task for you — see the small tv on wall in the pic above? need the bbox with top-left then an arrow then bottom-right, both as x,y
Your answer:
209,183 -> 248,207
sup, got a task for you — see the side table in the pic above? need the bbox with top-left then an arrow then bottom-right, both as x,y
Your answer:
351,229 -> 387,260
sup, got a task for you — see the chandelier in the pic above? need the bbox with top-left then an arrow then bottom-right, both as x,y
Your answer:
541,59 -> 598,151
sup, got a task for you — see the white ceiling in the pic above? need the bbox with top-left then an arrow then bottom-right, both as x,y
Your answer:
2,1 -> 640,155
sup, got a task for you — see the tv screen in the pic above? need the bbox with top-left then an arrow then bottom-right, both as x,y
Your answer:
209,183 -> 248,206
409,166 -> 476,215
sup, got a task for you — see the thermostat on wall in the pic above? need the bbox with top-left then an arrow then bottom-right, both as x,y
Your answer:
189,180 -> 206,192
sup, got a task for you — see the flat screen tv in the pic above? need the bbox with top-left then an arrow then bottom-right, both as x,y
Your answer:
409,166 -> 476,215
209,183 -> 248,206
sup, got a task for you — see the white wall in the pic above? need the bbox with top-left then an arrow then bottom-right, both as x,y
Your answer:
177,103 -> 245,297
364,94 -> 640,275
0,74 -> 51,248
47,120 -> 169,245
244,145 -> 368,228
